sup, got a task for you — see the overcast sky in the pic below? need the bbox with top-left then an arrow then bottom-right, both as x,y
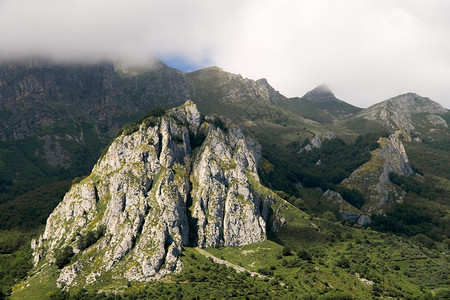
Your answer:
1,0 -> 449,108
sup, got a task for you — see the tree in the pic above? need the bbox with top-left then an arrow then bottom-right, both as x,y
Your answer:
323,211 -> 337,222
282,246 -> 293,256
77,225 -> 106,251
55,246 -> 73,269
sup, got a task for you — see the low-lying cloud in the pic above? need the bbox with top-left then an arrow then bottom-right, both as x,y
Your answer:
1,0 -> 449,107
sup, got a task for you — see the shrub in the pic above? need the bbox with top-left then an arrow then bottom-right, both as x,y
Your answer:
211,117 -> 228,133
412,234 -> 436,249
282,246 -> 293,256
77,225 -> 106,251
323,211 -> 337,222
141,108 -> 166,120
282,258 -> 302,268
257,267 -> 273,276
297,249 -> 312,261
335,255 -> 350,269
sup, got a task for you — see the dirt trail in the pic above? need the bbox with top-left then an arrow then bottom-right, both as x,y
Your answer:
195,247 -> 266,279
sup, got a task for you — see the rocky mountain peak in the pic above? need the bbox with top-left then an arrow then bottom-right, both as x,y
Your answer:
385,93 -> 447,114
31,101 -> 275,288
313,84 -> 333,94
356,93 -> 448,140
301,84 -> 336,102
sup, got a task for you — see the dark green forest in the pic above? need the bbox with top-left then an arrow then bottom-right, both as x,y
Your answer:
258,133 -> 385,210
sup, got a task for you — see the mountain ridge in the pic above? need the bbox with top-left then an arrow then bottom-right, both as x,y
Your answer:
348,92 -> 449,140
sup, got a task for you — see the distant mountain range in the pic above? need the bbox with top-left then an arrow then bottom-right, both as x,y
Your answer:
1,58 -> 450,299
0,58 -> 448,228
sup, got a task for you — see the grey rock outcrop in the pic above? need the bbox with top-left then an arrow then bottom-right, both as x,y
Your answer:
321,190 -> 371,226
31,101 -> 271,288
300,132 -> 335,152
342,133 -> 413,214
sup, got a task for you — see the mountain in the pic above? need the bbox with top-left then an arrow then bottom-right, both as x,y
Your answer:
0,58 -> 449,298
12,102 -> 450,299
1,59 -> 449,224
186,66 -> 286,105
0,59 -> 324,232
30,102 -> 278,288
280,85 -> 362,123
345,93 -> 449,139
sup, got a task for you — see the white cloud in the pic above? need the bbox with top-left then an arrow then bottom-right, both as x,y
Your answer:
0,0 -> 449,108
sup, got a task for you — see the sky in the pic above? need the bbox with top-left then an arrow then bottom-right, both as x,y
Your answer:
0,0 -> 449,108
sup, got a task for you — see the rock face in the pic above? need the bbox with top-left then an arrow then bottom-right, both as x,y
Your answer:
32,101 -> 271,288
0,58 -> 193,142
0,59 -> 126,141
342,133 -> 413,214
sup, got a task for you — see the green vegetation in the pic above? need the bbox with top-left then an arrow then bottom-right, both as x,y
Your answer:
405,142 -> 450,180
116,108 -> 167,137
0,122 -> 106,231
258,133 -> 384,213
0,231 -> 34,297
55,246 -> 74,269
15,232 -> 449,299
369,173 -> 450,242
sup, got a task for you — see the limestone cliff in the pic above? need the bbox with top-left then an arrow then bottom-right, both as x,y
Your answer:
342,133 -> 413,214
31,101 -> 273,289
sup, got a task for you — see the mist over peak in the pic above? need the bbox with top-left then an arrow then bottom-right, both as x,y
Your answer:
0,0 -> 449,107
